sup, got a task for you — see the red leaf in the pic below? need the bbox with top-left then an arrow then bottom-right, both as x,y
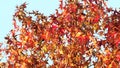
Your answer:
93,15 -> 100,23
69,4 -> 77,13
41,31 -> 49,41
78,15 -> 83,22
89,0 -> 93,3
59,0 -> 63,9
16,42 -> 22,46
13,19 -> 17,28
65,13 -> 72,22
27,20 -> 31,27
11,30 -> 15,36
59,28 -> 65,35
52,24 -> 58,29
116,50 -> 120,61
0,43 -> 2,47
13,19 -> 19,31
115,38 -> 120,47
78,35 -> 89,45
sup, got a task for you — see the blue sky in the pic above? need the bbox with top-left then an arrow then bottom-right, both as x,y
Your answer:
0,0 -> 60,42
0,0 -> 120,44
0,0 -> 60,63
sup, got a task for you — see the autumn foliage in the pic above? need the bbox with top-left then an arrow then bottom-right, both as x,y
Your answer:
0,0 -> 120,67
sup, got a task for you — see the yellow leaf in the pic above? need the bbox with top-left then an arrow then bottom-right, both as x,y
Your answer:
21,62 -> 26,68
27,59 -> 32,63
60,50 -> 63,54
42,45 -> 47,52
93,23 -> 99,31
84,22 -> 90,25
68,54 -> 71,58
70,63 -> 74,66
76,32 -> 82,37
25,36 -> 28,41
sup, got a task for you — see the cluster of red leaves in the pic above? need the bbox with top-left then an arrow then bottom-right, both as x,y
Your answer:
106,11 -> 120,47
1,0 -> 120,68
